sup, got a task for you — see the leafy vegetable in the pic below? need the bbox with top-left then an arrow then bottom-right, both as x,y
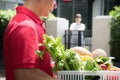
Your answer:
36,50 -> 44,60
36,34 -> 82,72
64,49 -> 82,70
95,56 -> 113,67
83,60 -> 102,71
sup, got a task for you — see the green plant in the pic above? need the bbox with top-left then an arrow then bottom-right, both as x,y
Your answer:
0,9 -> 15,49
109,6 -> 120,58
40,13 -> 56,22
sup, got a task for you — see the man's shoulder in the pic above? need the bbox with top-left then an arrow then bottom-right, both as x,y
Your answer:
81,23 -> 85,26
13,13 -> 28,20
71,23 -> 76,25
10,14 -> 36,29
13,14 -> 33,23
71,23 -> 76,26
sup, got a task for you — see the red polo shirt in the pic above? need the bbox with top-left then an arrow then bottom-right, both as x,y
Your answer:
3,6 -> 53,80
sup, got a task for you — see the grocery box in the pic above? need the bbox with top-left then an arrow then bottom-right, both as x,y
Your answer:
57,71 -> 120,80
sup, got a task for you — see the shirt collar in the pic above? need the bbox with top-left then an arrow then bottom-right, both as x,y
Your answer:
16,6 -> 44,24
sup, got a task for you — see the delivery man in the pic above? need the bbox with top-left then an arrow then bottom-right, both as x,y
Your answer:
3,0 -> 57,80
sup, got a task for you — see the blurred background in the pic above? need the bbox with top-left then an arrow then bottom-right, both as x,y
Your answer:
0,0 -> 120,80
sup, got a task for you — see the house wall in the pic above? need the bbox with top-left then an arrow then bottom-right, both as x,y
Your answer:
45,18 -> 69,45
93,0 -> 104,17
92,16 -> 111,56
0,1 -> 17,10
0,0 -> 24,10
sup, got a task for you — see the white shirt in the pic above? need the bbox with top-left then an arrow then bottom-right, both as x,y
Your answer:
70,23 -> 85,31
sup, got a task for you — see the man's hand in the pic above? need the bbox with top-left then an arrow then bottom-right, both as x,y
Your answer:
14,68 -> 57,80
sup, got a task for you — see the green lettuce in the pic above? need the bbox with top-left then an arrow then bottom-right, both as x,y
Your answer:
36,34 -> 82,72
83,59 -> 102,71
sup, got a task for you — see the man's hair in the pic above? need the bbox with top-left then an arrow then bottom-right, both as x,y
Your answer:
75,13 -> 82,18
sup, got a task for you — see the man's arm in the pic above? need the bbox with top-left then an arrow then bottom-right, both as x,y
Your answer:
14,68 -> 57,80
